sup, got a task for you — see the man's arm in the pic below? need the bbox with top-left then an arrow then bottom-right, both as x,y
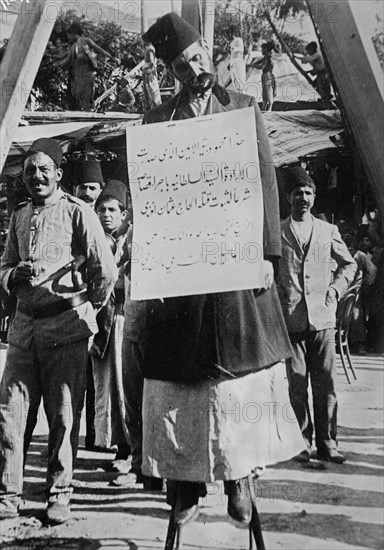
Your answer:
0,212 -> 22,293
86,38 -> 115,61
298,52 -> 318,65
57,47 -> 72,68
252,56 -> 266,70
330,225 -> 357,299
73,205 -> 118,309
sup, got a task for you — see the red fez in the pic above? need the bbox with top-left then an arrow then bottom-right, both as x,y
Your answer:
142,12 -> 201,66
77,159 -> 104,187
96,179 -> 127,209
27,138 -> 63,167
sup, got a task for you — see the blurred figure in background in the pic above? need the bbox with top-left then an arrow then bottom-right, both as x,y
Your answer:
295,41 -> 333,109
74,158 -> 104,451
344,235 -> 377,354
142,42 -> 162,111
252,41 -> 277,111
228,25 -> 246,93
109,78 -> 136,113
58,22 -> 117,111
91,180 -> 131,469
75,159 -> 104,210
246,31 -> 261,66
366,210 -> 384,352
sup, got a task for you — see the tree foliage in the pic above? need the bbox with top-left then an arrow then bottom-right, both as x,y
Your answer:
213,0 -> 307,64
4,2 -> 312,110
32,10 -> 145,110
373,6 -> 384,69
275,0 -> 308,20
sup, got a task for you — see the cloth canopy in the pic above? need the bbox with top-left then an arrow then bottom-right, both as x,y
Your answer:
263,109 -> 343,166
3,109 -> 343,171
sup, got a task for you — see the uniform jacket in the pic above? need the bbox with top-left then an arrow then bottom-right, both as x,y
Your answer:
278,215 -> 356,333
125,87 -> 292,382
0,189 -> 117,349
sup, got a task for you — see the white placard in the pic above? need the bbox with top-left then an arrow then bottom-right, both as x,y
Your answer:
126,107 -> 264,300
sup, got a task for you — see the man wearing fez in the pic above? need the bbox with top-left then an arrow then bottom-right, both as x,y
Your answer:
123,13 -> 303,526
0,138 -> 117,523
74,157 -> 105,451
75,158 -> 104,209
91,180 -> 131,464
278,167 -> 356,463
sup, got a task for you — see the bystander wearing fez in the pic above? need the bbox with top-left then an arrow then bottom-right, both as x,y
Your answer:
0,138 -> 117,523
277,167 -> 356,464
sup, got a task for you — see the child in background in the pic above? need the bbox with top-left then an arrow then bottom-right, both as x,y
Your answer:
358,234 -> 373,262
91,180 -> 131,470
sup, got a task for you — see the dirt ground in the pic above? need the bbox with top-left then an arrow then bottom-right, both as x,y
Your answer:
0,346 -> 383,550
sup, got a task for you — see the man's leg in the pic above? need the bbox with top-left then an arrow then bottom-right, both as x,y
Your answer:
317,72 -> 332,109
0,344 -> 39,516
23,395 -> 41,465
110,313 -> 130,460
307,329 -> 341,460
91,351 -> 113,449
286,333 -> 313,452
85,356 -> 95,450
121,339 -> 144,478
38,339 -> 88,522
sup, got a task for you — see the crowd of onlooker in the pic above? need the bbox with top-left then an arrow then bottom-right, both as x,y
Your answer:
341,208 -> 384,354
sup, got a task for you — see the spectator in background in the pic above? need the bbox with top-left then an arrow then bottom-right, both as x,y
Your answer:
58,22 -> 117,111
344,235 -> 377,355
109,78 -> 136,113
252,41 -> 278,111
142,42 -> 162,111
75,159 -> 104,210
228,25 -> 246,93
278,167 -> 356,464
74,158 -> 105,451
324,152 -> 340,223
366,209 -> 384,352
245,31 -> 261,68
358,233 -> 374,262
91,180 -> 131,469
295,41 -> 333,109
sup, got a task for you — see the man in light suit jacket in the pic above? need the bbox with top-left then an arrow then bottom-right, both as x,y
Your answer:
278,167 -> 356,463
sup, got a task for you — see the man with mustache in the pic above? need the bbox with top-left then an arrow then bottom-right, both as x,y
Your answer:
123,13 -> 304,528
75,159 -> 104,210
278,167 -> 356,464
0,138 -> 117,523
74,158 -> 105,452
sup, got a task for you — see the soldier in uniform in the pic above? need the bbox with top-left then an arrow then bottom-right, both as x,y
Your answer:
0,138 -> 117,524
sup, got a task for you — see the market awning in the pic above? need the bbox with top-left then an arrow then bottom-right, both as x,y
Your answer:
263,109 -> 343,166
3,109 -> 343,171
